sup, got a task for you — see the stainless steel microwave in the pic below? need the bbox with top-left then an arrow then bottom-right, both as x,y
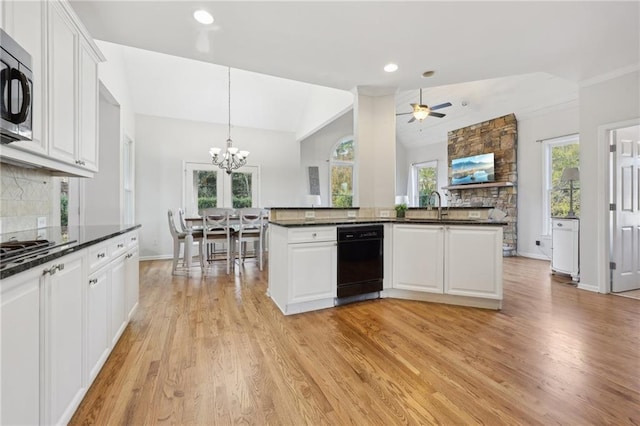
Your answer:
1,29 -> 33,144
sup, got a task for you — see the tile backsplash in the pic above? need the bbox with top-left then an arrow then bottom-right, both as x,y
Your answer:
0,163 -> 52,233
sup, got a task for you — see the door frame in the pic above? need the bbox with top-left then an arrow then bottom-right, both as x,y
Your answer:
598,117 -> 640,293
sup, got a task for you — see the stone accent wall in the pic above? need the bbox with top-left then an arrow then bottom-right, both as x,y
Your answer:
447,114 -> 517,254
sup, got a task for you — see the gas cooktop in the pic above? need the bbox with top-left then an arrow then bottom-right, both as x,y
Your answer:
0,238 -> 77,270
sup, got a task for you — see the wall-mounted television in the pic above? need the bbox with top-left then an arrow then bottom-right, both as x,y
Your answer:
451,153 -> 495,185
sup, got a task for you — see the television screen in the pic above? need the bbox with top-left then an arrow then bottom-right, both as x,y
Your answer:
451,153 -> 495,185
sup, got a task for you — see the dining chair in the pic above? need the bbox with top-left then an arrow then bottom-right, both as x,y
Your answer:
167,209 -> 205,274
202,208 -> 235,274
235,208 -> 265,271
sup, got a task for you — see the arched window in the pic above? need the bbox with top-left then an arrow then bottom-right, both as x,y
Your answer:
329,136 -> 355,207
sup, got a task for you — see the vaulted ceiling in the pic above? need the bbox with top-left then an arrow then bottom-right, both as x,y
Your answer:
70,1 -> 639,147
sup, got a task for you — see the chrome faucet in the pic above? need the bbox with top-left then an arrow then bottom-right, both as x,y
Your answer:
429,190 -> 442,220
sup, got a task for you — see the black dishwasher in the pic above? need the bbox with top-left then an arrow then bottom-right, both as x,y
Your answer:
337,225 -> 383,299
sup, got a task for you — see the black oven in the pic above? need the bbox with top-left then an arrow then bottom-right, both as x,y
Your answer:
1,29 -> 33,144
337,225 -> 383,299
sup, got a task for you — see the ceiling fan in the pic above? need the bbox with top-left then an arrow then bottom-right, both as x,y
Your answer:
396,89 -> 452,123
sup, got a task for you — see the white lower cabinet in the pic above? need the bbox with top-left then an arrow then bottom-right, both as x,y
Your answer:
86,267 -> 109,384
0,229 -> 140,425
289,241 -> 337,303
393,225 -> 444,293
43,251 -> 86,426
1,267 -> 43,426
125,247 -> 140,319
110,255 -> 127,346
390,224 -> 503,307
268,225 -> 337,315
444,226 -> 503,299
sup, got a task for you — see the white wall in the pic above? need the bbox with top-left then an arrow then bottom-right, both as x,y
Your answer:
299,110 -> 353,206
516,103 -> 579,259
578,69 -> 640,292
95,40 -> 135,138
136,114 -> 301,258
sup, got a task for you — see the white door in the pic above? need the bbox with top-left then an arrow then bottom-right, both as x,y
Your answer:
611,124 -> 640,292
184,163 -> 259,214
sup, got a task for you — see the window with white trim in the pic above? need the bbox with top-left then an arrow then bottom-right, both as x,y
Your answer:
410,160 -> 438,207
542,134 -> 580,235
329,136 -> 355,207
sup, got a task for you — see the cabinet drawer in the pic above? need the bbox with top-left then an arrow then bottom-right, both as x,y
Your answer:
126,231 -> 138,247
88,243 -> 109,272
552,219 -> 579,231
287,227 -> 336,243
109,237 -> 127,258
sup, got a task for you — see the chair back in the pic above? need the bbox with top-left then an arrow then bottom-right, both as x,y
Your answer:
177,208 -> 189,232
238,208 -> 264,237
203,208 -> 233,240
167,209 -> 185,239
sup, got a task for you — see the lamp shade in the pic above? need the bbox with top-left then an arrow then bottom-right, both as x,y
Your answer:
561,167 -> 580,182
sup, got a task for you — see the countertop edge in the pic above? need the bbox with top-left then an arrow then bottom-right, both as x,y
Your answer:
1,224 -> 142,280
269,218 -> 508,228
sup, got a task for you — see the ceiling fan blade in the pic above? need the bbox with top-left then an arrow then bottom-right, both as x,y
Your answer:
430,102 -> 452,111
408,116 -> 416,123
396,112 -> 413,116
428,111 -> 446,118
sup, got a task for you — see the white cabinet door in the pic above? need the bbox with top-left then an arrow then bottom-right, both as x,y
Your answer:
48,1 -> 77,165
392,225 -> 444,293
1,267 -> 42,426
551,218 -> 579,279
444,226 -> 503,299
110,255 -> 127,346
289,241 -> 336,303
3,0 -> 47,154
44,252 -> 86,426
86,268 -> 109,384
125,247 -> 140,319
77,39 -> 99,171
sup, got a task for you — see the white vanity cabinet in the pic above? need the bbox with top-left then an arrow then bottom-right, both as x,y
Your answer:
1,267 -> 43,426
393,225 -> 444,293
268,225 -> 337,315
551,218 -> 580,281
42,251 -> 86,426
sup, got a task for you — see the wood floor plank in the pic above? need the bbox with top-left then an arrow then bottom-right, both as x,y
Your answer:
70,257 -> 640,425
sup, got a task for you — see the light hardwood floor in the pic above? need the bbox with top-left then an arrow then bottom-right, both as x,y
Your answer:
70,257 -> 639,425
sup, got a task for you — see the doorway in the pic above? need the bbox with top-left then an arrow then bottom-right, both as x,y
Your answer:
609,123 -> 640,293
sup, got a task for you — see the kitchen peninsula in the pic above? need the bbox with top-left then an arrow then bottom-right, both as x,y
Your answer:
267,211 -> 505,316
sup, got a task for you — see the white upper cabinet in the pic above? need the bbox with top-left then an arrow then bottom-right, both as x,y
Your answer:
0,0 -> 104,177
1,0 -> 47,154
48,1 -> 78,165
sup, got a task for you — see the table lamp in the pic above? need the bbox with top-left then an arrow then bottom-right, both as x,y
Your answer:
561,167 -> 580,218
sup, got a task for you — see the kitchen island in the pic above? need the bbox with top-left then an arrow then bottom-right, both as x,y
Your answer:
268,217 -> 505,315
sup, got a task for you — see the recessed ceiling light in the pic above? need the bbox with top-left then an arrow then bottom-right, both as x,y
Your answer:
193,9 -> 214,25
384,63 -> 398,73
422,70 -> 435,78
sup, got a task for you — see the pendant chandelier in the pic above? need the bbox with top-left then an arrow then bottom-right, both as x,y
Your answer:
209,67 -> 249,174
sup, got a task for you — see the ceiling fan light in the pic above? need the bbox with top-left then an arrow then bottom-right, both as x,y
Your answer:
413,109 -> 429,121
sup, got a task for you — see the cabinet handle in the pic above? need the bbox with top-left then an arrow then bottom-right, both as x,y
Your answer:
117,243 -> 124,248
75,160 -> 86,166
89,278 -> 98,286
126,253 -> 133,259
312,233 -> 317,238
557,223 -> 563,227
132,237 -> 137,241
97,252 -> 106,259
43,264 -> 63,275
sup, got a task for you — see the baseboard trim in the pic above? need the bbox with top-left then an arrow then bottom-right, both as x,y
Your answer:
140,254 -> 173,261
517,252 -> 551,261
577,282 -> 599,293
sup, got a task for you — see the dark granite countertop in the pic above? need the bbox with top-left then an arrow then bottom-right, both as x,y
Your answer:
1,224 -> 141,279
269,218 -> 507,228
